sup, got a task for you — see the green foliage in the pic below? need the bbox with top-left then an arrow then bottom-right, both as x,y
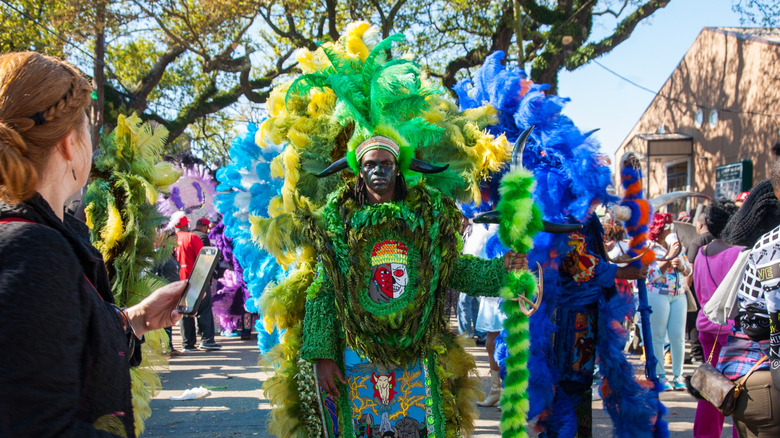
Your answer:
404,0 -> 672,92
0,0 -> 73,55
1,0 -> 670,164
83,113 -> 179,435
732,0 -> 780,26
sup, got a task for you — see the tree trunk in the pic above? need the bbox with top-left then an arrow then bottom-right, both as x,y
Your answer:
92,1 -> 105,150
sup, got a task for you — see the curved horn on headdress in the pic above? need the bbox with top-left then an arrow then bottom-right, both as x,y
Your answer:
512,262 -> 544,317
612,205 -> 632,222
409,158 -> 449,174
541,221 -> 584,234
650,191 -> 711,212
656,234 -> 683,262
605,246 -> 651,264
510,126 -> 534,172
582,128 -> 600,139
314,157 -> 351,178
472,210 -> 500,224
473,211 -> 583,234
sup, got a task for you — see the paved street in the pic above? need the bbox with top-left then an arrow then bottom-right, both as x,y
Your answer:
144,324 -> 733,437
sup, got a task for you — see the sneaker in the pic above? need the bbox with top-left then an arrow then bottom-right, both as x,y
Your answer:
183,346 -> 199,352
659,378 -> 673,392
169,349 -> 186,357
199,341 -> 222,350
592,384 -> 602,401
673,377 -> 686,391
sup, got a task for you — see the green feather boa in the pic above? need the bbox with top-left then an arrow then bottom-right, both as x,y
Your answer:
496,169 -> 543,438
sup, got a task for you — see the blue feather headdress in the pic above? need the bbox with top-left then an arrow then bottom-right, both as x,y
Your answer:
214,123 -> 287,352
455,51 -> 660,437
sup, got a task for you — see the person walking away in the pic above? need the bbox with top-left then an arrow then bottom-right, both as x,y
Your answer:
191,217 -> 221,349
172,213 -> 221,351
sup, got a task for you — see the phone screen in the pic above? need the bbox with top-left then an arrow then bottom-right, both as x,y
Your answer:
178,248 -> 219,314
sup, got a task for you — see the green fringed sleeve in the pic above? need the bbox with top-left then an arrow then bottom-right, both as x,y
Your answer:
449,254 -> 505,297
300,271 -> 340,361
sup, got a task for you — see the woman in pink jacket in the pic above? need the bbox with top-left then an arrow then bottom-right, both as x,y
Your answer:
692,200 -> 741,438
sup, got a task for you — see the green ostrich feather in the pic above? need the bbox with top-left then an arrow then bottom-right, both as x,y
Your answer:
83,113 -> 180,436
496,169 -> 543,438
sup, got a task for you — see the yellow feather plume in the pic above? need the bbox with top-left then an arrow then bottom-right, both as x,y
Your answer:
93,415 -> 128,438
98,203 -> 124,255
84,203 -> 95,230
306,89 -> 337,118
260,261 -> 314,331
249,214 -> 302,267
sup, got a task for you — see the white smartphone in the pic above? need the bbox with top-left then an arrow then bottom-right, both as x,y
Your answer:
177,247 -> 220,315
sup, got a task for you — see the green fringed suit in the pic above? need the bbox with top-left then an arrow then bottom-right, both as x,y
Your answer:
298,183 -> 506,438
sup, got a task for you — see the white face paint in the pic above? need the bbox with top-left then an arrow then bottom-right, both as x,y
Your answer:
391,263 -> 408,298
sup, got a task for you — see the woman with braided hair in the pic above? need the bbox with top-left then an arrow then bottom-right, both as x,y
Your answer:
0,52 -> 184,437
692,199 -> 741,438
722,178 -> 780,248
713,146 -> 780,437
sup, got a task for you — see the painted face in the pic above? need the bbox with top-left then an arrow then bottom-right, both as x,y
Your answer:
390,263 -> 408,297
368,262 -> 409,302
359,148 -> 398,200
373,264 -> 394,298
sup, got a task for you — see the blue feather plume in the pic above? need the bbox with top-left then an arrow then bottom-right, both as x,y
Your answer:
215,123 -> 287,353
454,51 -> 662,437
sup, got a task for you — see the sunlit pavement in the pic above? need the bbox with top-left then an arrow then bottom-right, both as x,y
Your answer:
143,321 -> 733,437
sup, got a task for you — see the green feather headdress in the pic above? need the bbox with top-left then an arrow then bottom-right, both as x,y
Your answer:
286,32 -> 446,176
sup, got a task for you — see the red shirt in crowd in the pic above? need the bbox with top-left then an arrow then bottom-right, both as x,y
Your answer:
175,230 -> 204,281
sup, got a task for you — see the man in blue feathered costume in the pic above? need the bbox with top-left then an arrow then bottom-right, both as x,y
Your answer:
455,51 -> 664,438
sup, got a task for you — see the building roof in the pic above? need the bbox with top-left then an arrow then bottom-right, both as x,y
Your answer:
636,133 -> 693,141
709,27 -> 780,45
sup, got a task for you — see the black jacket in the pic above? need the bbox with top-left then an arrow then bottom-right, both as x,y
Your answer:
192,229 -> 210,247
0,194 -> 135,437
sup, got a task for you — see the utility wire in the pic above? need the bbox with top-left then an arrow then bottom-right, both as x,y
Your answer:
593,59 -> 780,119
0,0 -> 133,95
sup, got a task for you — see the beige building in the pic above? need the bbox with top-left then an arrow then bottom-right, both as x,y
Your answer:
615,27 -> 780,215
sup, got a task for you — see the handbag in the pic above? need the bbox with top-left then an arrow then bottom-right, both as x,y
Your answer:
685,287 -> 698,312
689,326 -> 768,416
703,248 -> 750,325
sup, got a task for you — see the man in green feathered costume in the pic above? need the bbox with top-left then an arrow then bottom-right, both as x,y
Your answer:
297,131 -> 528,438
249,22 -> 540,438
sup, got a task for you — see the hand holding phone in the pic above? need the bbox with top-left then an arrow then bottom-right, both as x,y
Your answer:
124,280 -> 186,338
177,247 -> 220,315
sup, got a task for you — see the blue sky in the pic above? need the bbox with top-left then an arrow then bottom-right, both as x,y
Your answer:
558,0 -> 745,159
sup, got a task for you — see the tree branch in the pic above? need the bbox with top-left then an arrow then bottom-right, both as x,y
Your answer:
593,0 -> 629,17
164,73 -> 279,142
519,0 -> 566,24
385,0 -> 409,36
325,0 -> 339,40
565,0 -> 671,71
132,45 -> 186,111
440,3 -> 514,93
129,0 -> 206,58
